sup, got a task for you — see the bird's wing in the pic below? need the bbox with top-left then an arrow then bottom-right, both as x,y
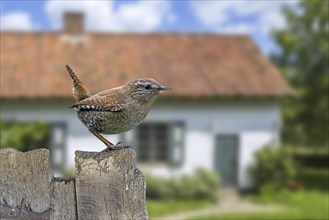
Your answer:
71,102 -> 125,112
71,95 -> 125,112
102,103 -> 125,112
71,86 -> 130,112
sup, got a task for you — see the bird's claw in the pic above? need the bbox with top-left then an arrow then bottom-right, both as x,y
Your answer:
111,142 -> 130,150
93,142 -> 129,158
101,142 -> 129,152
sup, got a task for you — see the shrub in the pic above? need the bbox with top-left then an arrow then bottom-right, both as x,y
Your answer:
0,120 -> 50,151
194,168 -> 220,201
145,168 -> 220,201
249,145 -> 297,191
145,174 -> 173,200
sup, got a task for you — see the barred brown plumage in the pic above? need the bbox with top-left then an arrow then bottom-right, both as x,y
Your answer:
66,64 -> 171,151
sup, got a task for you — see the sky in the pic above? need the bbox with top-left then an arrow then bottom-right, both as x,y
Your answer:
0,0 -> 298,54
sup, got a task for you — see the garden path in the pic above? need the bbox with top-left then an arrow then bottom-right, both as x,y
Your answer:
154,188 -> 284,220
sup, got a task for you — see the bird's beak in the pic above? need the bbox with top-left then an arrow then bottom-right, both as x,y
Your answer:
158,85 -> 172,91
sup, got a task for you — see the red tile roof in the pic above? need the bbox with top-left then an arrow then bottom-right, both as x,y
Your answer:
0,32 -> 293,99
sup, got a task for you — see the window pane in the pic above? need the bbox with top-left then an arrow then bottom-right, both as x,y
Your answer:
156,142 -> 168,161
137,124 -> 150,162
136,122 -> 169,163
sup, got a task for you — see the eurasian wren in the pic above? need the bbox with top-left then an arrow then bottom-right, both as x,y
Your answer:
66,65 -> 170,150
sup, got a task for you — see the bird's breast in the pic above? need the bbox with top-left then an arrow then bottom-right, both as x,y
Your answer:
76,103 -> 151,134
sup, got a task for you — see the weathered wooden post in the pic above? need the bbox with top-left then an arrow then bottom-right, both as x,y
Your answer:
51,177 -> 77,219
75,147 -> 148,220
0,148 -> 52,220
0,147 -> 149,220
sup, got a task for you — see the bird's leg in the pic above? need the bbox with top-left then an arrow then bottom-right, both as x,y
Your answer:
88,129 -> 115,150
88,129 -> 129,151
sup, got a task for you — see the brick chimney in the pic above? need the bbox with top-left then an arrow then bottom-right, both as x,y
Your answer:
63,12 -> 84,35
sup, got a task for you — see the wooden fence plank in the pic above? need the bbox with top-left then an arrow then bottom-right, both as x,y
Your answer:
51,178 -> 77,220
75,147 -> 149,220
0,147 -> 149,220
0,148 -> 52,219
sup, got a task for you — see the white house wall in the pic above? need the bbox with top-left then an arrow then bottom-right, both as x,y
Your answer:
0,100 -> 281,188
143,101 -> 281,189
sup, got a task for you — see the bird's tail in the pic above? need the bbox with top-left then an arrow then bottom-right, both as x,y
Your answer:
65,64 -> 91,101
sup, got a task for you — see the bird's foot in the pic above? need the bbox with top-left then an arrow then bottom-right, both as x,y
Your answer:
113,141 -> 130,150
93,143 -> 129,159
100,142 -> 129,152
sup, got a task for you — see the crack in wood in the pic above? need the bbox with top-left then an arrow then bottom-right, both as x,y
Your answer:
0,203 -> 50,220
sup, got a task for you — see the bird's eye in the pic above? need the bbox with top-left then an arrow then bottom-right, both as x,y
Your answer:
144,84 -> 151,90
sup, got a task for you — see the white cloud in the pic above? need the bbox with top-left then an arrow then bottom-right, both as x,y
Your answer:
259,10 -> 286,34
0,12 -> 34,31
233,1 -> 280,17
190,1 -> 230,26
45,0 -> 173,32
190,0 -> 297,34
190,0 -> 298,53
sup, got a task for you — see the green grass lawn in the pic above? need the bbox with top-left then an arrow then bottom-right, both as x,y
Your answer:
188,191 -> 328,220
147,199 -> 212,218
147,168 -> 328,219
188,168 -> 329,220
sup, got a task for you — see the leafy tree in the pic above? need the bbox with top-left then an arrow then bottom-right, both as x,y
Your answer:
272,0 -> 329,148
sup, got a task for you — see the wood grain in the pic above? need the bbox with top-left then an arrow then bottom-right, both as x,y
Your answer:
51,178 -> 77,220
75,147 -> 149,220
0,148 -> 52,218
0,147 -> 148,220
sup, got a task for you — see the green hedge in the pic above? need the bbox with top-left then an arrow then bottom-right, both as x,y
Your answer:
294,154 -> 329,168
0,120 -> 50,151
297,168 -> 329,191
145,168 -> 220,201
